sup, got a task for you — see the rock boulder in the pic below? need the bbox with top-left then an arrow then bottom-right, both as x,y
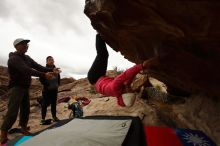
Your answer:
84,0 -> 220,97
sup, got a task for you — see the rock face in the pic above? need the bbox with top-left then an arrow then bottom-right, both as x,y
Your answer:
0,66 -> 9,96
84,0 -> 220,97
60,77 -> 76,86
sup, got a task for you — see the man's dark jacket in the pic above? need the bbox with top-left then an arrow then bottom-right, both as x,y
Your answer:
7,52 -> 53,88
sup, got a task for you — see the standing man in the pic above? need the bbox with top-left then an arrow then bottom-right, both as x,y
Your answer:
39,56 -> 61,125
0,38 -> 59,144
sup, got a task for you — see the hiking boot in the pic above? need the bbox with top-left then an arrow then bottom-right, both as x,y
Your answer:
40,119 -> 52,125
1,130 -> 8,144
40,119 -> 46,125
8,128 -> 21,134
53,117 -> 60,122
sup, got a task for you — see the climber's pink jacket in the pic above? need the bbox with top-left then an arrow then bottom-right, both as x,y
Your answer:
95,64 -> 142,106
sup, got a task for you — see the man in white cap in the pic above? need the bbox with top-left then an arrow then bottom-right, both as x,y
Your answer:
0,38 -> 60,144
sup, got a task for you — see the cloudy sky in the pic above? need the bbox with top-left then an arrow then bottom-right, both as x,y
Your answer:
0,0 -> 134,79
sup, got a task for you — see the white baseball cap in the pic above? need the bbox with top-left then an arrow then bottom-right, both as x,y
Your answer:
13,38 -> 30,46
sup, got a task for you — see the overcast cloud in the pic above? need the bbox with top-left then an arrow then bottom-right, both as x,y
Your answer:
0,0 -> 134,79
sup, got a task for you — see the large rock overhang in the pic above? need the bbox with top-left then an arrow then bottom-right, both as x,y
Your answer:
84,0 -> 220,97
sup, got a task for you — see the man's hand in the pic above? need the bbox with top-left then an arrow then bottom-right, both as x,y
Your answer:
45,72 -> 54,80
53,68 -> 62,75
142,57 -> 158,69
142,57 -> 158,74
